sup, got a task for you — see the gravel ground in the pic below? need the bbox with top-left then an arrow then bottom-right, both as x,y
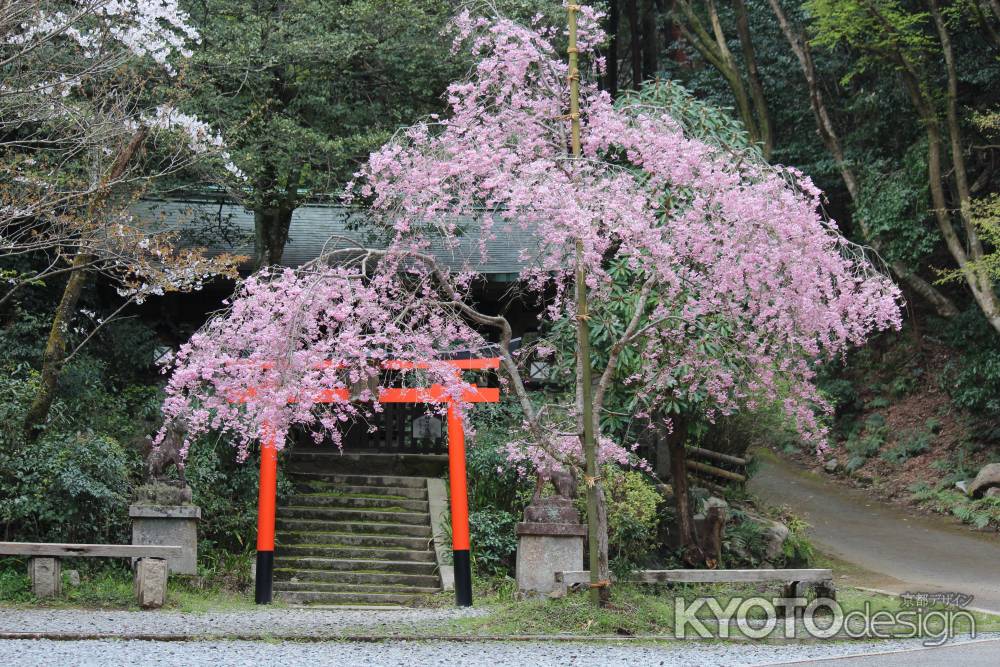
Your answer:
0,637 -> 997,667
0,607 -> 485,637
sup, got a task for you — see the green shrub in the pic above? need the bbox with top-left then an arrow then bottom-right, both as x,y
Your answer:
881,428 -> 933,465
844,419 -> 888,472
185,435 -> 292,555
461,400 -> 533,577
470,508 -> 519,576
0,431 -> 140,543
466,401 -> 533,514
600,468 -> 662,571
940,309 -> 1000,415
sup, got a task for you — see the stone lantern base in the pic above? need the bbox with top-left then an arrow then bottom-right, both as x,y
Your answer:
515,521 -> 586,595
130,504 -> 201,575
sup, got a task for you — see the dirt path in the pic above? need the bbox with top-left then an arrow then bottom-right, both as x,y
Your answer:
750,454 -> 1000,614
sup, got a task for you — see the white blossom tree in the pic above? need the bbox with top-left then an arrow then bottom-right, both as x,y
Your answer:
0,1 -> 242,435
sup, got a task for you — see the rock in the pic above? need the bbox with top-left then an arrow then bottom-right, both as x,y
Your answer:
134,558 -> 168,609
134,481 -> 193,505
969,464 -> 1000,499
702,496 -> 729,513
65,569 -> 81,587
824,458 -> 839,473
523,496 -> 580,524
689,486 -> 710,506
986,487 -> 1000,499
746,517 -> 790,562
956,480 -> 969,494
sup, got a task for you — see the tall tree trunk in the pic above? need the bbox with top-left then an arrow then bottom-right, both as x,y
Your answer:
606,0 -> 620,98
766,0 -> 959,318
569,4 -> 611,606
733,0 -> 773,158
253,203 -> 294,268
665,418 -> 704,565
627,0 -> 643,87
641,0 -> 659,80
675,0 -> 759,145
22,128 -> 148,438
904,72 -> 1000,331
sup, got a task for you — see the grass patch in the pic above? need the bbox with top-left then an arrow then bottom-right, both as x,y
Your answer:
0,557 -> 263,612
436,579 -> 1000,639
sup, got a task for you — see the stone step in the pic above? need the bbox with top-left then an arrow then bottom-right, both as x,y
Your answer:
274,590 -> 421,606
278,544 -> 435,562
273,581 -> 440,595
284,451 -> 447,477
286,472 -> 429,489
293,483 -> 428,500
277,507 -> 430,525
273,557 -> 437,576
276,518 -> 432,538
278,531 -> 433,550
288,494 -> 429,513
274,568 -> 440,588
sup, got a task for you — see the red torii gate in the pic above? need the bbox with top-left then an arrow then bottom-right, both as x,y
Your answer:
252,357 -> 500,607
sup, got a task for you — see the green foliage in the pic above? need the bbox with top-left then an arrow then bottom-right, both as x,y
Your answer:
941,309 -> 1000,415
854,146 -> 938,267
184,434 -> 292,555
463,400 -> 533,576
469,509 -> 519,576
911,482 -> 1000,531
844,413 -> 888,471
781,515 -> 816,566
601,469 -> 663,571
0,430 -> 140,543
880,427 -> 933,465
466,401 -> 533,514
805,0 -> 934,81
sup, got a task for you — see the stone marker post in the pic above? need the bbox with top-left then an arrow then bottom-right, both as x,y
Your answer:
28,557 -> 61,598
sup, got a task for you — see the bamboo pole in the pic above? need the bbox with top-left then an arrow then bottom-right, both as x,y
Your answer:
567,3 -> 603,607
686,459 -> 747,483
686,445 -> 747,468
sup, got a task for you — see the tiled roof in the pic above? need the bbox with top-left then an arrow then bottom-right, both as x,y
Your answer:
132,198 -> 533,278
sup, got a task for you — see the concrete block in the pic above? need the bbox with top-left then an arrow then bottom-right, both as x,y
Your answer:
134,558 -> 168,609
28,557 -> 61,598
426,478 -> 454,591
130,504 -> 200,575
515,522 -> 586,595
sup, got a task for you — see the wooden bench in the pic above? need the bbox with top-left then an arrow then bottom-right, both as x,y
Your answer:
555,568 -> 836,616
0,542 -> 182,608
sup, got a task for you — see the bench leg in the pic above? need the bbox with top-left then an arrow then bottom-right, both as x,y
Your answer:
779,581 -> 807,621
814,579 -> 837,601
28,557 -> 61,598
134,558 -> 168,609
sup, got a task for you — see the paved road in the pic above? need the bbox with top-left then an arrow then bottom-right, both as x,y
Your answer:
750,454 -> 1000,613
0,637 -> 994,666
772,637 -> 1000,666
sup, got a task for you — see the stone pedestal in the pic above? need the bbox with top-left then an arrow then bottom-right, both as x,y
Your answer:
515,521 -> 586,595
130,504 -> 201,575
28,557 -> 61,598
134,558 -> 168,609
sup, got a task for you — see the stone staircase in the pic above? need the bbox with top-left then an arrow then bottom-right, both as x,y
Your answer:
273,465 -> 441,605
